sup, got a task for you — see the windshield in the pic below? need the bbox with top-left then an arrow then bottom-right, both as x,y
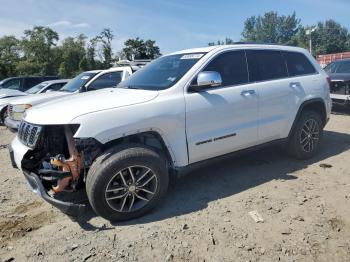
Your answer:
26,83 -> 48,94
60,72 -> 98,92
324,60 -> 350,74
118,53 -> 206,90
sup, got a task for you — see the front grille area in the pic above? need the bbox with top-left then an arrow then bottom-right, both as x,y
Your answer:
330,81 -> 350,95
18,121 -> 43,148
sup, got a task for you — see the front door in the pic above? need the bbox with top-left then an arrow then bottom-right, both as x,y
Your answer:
185,50 -> 259,164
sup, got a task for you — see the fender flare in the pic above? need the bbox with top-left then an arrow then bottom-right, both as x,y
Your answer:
288,98 -> 327,138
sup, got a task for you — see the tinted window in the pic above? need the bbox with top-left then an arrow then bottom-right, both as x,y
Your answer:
88,71 -> 123,90
47,83 -> 64,91
2,79 -> 21,90
324,60 -> 350,74
60,72 -> 98,92
23,78 -> 42,90
203,50 -> 248,87
283,51 -> 316,76
246,50 -> 288,82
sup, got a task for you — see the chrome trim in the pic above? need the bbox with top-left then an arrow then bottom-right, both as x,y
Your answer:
18,121 -> 43,148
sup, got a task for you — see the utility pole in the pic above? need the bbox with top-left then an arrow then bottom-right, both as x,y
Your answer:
306,27 -> 317,56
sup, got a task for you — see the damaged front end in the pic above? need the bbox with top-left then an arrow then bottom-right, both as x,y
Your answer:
18,121 -> 101,216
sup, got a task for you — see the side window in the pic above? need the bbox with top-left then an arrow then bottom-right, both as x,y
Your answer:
24,78 -> 41,90
246,50 -> 288,82
203,50 -> 249,87
47,83 -> 63,91
88,72 -> 123,90
283,51 -> 316,76
3,79 -> 21,90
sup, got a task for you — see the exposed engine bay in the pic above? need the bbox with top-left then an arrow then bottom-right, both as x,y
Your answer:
21,124 -> 101,194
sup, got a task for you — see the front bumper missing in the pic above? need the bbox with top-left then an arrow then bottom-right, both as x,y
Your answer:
23,170 -> 85,217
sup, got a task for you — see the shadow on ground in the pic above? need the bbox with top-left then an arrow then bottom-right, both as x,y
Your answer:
74,129 -> 350,230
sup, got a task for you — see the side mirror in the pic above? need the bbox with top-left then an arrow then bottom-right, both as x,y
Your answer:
189,71 -> 222,92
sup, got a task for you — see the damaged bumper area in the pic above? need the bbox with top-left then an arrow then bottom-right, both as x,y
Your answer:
23,171 -> 85,216
10,121 -> 101,217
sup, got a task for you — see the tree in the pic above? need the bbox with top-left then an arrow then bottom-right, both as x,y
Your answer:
122,37 -> 161,60
0,36 -> 20,78
311,20 -> 350,55
242,11 -> 301,45
208,37 -> 235,46
58,34 -> 87,78
96,28 -> 114,68
20,26 -> 59,75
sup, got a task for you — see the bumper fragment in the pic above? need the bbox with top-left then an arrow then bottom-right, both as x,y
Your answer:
23,170 -> 85,217
8,144 -> 17,168
4,117 -> 20,131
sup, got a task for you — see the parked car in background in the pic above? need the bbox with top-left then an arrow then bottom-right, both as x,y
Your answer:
324,59 -> 350,107
0,76 -> 59,97
9,44 -> 331,221
0,79 -> 69,124
5,67 -> 133,130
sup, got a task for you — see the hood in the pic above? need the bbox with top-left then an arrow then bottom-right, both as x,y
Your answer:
25,88 -> 159,125
0,89 -> 27,99
328,73 -> 350,82
9,91 -> 70,106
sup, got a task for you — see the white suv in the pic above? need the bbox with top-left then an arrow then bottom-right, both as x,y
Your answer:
9,44 -> 331,221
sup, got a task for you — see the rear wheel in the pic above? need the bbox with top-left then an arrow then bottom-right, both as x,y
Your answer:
287,110 -> 323,159
86,145 -> 169,221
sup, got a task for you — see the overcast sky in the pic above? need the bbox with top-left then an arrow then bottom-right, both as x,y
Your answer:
0,0 -> 349,54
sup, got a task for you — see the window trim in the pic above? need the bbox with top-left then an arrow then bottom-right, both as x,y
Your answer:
186,48 -> 321,93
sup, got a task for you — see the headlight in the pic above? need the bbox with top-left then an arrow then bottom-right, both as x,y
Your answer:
11,104 -> 32,121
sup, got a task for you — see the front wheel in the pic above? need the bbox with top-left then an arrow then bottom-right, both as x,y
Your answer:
287,110 -> 323,159
86,145 -> 169,221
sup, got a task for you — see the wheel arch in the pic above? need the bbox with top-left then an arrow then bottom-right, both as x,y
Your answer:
288,98 -> 327,138
101,130 -> 176,168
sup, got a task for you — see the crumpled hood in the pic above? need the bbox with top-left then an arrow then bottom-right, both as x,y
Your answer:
24,88 -> 159,125
329,73 -> 350,82
9,91 -> 70,106
0,89 -> 27,99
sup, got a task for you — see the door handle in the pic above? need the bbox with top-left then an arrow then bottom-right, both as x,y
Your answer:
289,82 -> 301,88
241,90 -> 256,96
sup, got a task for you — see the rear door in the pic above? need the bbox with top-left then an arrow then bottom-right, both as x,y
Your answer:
185,50 -> 259,163
246,49 -> 292,143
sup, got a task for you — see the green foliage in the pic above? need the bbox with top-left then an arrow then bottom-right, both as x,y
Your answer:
242,11 -> 301,45
121,37 -> 161,60
95,28 -> 114,68
311,20 -> 350,55
0,36 -> 20,79
20,26 -> 59,75
208,38 -> 235,46
58,34 -> 87,78
0,26 -> 161,80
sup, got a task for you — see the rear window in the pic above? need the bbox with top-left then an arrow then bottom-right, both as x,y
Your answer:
246,50 -> 288,82
283,51 -> 317,76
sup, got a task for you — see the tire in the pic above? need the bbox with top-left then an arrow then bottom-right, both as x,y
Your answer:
0,106 -> 7,125
86,144 -> 169,221
287,110 -> 323,159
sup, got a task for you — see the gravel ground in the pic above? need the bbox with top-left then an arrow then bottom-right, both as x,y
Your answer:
1,109 -> 350,262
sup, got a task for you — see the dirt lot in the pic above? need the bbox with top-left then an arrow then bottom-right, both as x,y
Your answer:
1,110 -> 350,262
